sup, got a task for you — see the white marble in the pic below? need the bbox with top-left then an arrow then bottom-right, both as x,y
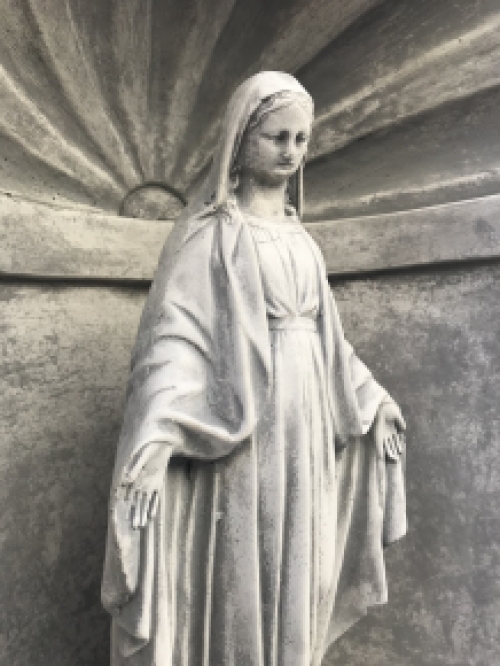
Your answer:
102,72 -> 407,665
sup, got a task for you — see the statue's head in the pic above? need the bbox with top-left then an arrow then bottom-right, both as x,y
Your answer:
233,90 -> 313,188
195,72 -> 313,215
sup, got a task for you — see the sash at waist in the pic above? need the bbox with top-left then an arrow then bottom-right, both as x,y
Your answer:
267,314 -> 318,331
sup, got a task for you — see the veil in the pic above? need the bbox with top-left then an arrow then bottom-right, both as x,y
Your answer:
103,71 -> 406,663
180,70 -> 313,223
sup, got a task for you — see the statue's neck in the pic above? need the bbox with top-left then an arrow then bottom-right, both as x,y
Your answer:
236,177 -> 287,220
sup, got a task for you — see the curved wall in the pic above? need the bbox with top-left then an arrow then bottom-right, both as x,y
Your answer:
1,1 -> 500,664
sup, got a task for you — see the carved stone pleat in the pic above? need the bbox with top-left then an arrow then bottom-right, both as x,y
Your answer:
1,0 -> 498,227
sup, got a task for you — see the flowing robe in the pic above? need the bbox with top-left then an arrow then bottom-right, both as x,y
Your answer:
102,204 -> 407,665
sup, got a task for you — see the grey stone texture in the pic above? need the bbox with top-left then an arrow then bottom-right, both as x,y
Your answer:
2,265 -> 500,665
1,0 -> 500,663
326,266 -> 500,666
0,284 -> 145,665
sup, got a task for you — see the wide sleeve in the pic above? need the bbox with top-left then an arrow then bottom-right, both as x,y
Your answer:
343,338 -> 388,435
110,212 -> 272,486
102,211 -> 272,635
341,337 -> 407,546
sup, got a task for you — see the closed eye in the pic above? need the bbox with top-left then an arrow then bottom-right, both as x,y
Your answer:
261,131 -> 290,142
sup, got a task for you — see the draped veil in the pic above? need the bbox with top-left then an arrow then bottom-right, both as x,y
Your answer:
102,71 -> 407,665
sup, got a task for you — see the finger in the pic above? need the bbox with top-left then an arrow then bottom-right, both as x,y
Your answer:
124,484 -> 133,501
395,433 -> 404,454
385,437 -> 399,462
384,443 -> 397,462
390,438 -> 399,460
395,413 -> 407,432
131,504 -> 141,530
149,491 -> 159,519
132,491 -> 141,529
140,492 -> 150,528
392,434 -> 402,458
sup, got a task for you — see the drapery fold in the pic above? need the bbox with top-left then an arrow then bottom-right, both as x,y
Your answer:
102,70 -> 406,665
102,203 -> 407,664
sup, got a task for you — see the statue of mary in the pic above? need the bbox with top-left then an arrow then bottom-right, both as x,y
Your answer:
102,71 -> 407,666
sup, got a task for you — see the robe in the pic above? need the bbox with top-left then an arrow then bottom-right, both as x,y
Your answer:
102,202 -> 407,665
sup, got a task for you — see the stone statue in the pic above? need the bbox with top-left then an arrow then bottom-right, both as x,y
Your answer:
102,71 -> 407,666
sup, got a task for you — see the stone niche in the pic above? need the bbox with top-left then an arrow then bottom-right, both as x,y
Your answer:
1,1 -> 500,664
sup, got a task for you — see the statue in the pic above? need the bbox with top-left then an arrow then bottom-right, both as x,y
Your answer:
102,71 -> 407,666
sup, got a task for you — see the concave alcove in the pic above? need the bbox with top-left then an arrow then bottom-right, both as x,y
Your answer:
1,1 -> 500,665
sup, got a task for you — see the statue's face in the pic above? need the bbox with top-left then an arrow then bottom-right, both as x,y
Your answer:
237,102 -> 311,186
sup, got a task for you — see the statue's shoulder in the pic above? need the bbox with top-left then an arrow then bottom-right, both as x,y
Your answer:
179,205 -> 222,248
156,201 -> 241,280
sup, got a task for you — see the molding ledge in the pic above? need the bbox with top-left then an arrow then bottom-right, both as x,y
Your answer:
310,194 -> 500,276
0,197 -> 172,282
2,194 -> 500,282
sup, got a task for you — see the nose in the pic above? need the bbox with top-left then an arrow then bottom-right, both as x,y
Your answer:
281,138 -> 297,161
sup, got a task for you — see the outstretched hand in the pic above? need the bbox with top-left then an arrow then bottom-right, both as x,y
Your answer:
374,398 -> 406,462
120,443 -> 171,529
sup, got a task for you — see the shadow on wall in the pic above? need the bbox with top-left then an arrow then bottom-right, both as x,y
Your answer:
0,282 -> 148,666
326,265 -> 500,666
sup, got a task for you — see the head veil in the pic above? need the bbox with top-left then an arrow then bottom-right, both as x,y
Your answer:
103,75 -> 316,642
183,70 -> 314,222
103,73 -> 400,660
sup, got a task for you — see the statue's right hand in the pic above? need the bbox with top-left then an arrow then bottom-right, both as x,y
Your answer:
120,443 -> 170,529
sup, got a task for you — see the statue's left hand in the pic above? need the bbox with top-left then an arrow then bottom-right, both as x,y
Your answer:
374,398 -> 406,462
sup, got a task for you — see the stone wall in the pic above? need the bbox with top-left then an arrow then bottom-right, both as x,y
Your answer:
2,0 -> 500,664
0,282 -> 146,665
2,202 -> 500,665
326,266 -> 500,666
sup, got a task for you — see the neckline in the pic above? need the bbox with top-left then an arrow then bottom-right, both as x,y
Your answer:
241,208 -> 302,230
245,214 -> 303,231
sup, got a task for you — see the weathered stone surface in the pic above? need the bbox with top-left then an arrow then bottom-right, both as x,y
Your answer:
2,0 -> 499,221
118,183 -> 185,220
8,194 -> 500,281
3,265 -> 500,665
325,265 -> 500,665
308,194 -> 500,276
0,283 -> 147,666
1,1 -> 500,663
304,84 -> 500,220
0,0 -> 378,210
301,0 -> 500,160
0,196 -> 171,281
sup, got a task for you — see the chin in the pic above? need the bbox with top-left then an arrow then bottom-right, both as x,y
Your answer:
253,167 -> 297,186
272,166 -> 298,180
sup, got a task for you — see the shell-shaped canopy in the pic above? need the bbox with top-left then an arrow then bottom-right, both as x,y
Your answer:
1,0 -> 499,221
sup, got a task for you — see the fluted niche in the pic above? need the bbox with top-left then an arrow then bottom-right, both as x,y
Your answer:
1,2 -> 500,665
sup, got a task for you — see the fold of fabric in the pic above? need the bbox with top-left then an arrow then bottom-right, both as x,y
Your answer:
102,204 -> 407,664
102,71 -> 407,665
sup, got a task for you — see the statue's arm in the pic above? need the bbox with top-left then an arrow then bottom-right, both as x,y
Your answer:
344,339 -> 406,460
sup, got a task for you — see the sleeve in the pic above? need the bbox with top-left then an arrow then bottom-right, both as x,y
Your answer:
343,341 -> 407,546
102,212 -> 272,629
343,339 -> 388,435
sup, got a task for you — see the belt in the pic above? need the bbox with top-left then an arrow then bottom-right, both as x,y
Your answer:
267,315 -> 318,331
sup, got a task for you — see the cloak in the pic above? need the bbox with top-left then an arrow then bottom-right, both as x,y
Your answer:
101,71 -> 407,665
